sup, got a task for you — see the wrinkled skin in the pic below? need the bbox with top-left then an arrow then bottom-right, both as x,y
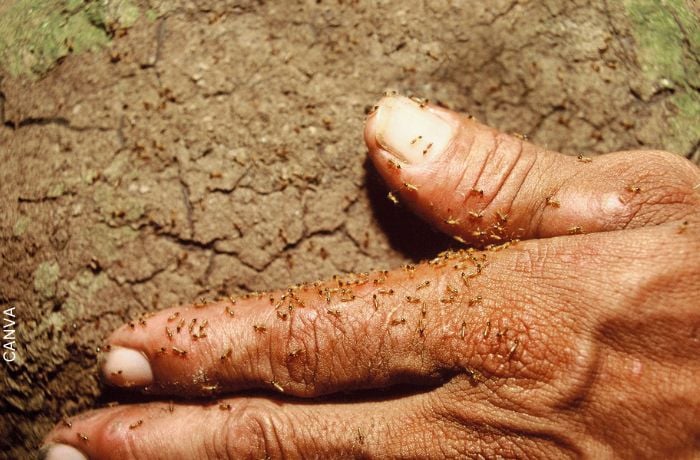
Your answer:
42,96 -> 700,459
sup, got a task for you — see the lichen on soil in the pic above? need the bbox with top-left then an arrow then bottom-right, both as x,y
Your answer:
1,0 -> 698,457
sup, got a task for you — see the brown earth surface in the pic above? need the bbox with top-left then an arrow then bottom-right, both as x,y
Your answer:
1,1 -> 698,458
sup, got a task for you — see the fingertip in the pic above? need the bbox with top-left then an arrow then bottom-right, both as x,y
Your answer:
102,346 -> 153,388
39,444 -> 88,460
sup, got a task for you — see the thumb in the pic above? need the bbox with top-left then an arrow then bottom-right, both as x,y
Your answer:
364,95 -> 699,244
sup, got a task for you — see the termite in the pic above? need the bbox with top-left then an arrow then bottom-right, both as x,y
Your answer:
253,324 -> 267,333
129,420 -> 143,430
483,320 -> 491,339
453,235 -> 467,244
387,191 -> 399,205
577,154 -> 592,163
219,403 -> 232,411
195,297 -> 208,308
468,210 -> 484,219
387,159 -> 402,169
62,418 -> 72,428
271,380 -> 285,392
496,210 -> 509,222
326,308 -> 341,318
405,296 -> 421,304
417,318 -> 425,337
176,317 -> 185,333
627,185 -> 642,193
220,348 -> 232,361
470,188 -> 484,196
568,226 -> 583,235
445,217 -> 460,226
172,347 -> 187,356
288,349 -> 302,358
228,295 -> 237,305
390,318 -> 406,326
372,294 -> 380,310
165,327 -> 173,340
545,196 -> 560,207
508,339 -> 520,359
460,321 -> 467,339
422,142 -> 433,155
378,288 -> 395,295
156,346 -> 167,355
225,306 -> 235,317
276,310 -> 288,320
416,280 -> 430,290
77,433 -> 89,442
167,312 -> 180,322
678,220 -> 689,234
410,135 -> 423,145
403,182 -> 419,192
468,296 -> 482,306
188,318 -> 197,334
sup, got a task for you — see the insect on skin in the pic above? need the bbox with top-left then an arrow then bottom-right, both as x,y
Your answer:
220,347 -> 232,361
468,296 -> 482,306
62,418 -> 72,428
225,306 -> 235,317
410,135 -> 423,145
678,221 -> 689,234
288,348 -> 302,359
219,403 -> 232,411
568,226 -> 584,235
77,433 -> 89,442
508,339 -> 520,359
627,185 -> 642,193
387,158 -> 402,170
271,380 -> 285,392
253,324 -> 267,333
453,235 -> 467,244
387,191 -> 399,205
445,217 -> 460,226
422,142 -> 433,155
545,196 -> 561,207
468,211 -> 484,220
416,280 -> 431,290
483,320 -> 491,339
167,312 -> 180,322
172,346 -> 187,357
403,182 -> 419,192
165,327 -> 173,340
129,420 -> 143,430
577,154 -> 593,163
326,308 -> 341,318
460,321 -> 467,339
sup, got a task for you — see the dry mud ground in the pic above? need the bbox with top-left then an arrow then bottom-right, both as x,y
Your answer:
1,1 -> 698,457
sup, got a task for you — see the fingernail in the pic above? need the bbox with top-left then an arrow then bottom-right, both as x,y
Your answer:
374,95 -> 455,164
102,346 -> 153,387
39,444 -> 87,460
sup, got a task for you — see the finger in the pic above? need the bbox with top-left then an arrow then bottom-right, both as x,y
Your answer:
364,95 -> 700,244
42,393 -> 430,459
100,252 -> 509,397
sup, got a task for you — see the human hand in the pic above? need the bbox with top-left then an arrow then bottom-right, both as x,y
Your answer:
42,95 -> 700,459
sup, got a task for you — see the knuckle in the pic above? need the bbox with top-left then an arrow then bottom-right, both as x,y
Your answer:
224,400 -> 294,459
619,150 -> 700,225
273,306 -> 326,395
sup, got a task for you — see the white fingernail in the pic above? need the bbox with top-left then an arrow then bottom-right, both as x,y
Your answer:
374,95 -> 455,164
40,444 -> 88,460
102,346 -> 153,387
